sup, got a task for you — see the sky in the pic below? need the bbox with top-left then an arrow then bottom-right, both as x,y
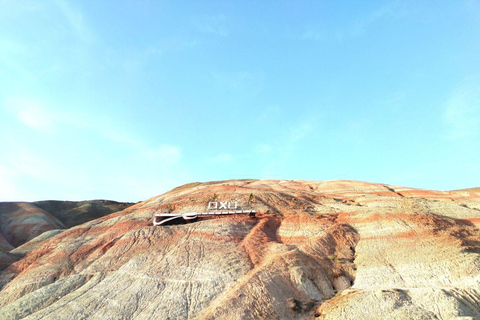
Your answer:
1,0 -> 480,202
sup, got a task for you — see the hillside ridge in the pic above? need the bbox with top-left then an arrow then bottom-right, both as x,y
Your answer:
0,179 -> 479,319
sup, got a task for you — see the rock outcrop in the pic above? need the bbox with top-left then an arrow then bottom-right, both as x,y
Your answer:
0,180 -> 479,319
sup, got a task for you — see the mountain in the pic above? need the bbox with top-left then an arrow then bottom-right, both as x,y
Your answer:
0,180 -> 479,319
0,200 -> 134,271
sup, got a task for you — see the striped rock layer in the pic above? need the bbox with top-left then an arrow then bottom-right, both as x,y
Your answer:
0,180 -> 479,320
0,200 -> 134,271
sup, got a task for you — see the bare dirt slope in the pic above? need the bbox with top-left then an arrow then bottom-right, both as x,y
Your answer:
0,200 -> 134,271
0,180 -> 479,320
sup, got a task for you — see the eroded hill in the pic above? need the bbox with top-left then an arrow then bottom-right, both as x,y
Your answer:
0,180 -> 479,319
0,200 -> 134,271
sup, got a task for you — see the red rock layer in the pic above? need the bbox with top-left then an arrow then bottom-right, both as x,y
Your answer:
0,179 -> 478,319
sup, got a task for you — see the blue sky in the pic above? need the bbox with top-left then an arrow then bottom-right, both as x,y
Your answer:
1,0 -> 479,202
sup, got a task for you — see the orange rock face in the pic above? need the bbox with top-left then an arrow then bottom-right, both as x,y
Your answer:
0,180 -> 479,319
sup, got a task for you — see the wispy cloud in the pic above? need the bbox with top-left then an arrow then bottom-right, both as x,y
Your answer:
104,39 -> 198,75
141,145 -> 182,166
194,14 -> 229,36
351,1 -> 402,37
212,71 -> 265,97
0,146 -> 72,201
288,120 -> 315,144
301,29 -> 327,42
0,125 -> 185,201
3,95 -> 136,145
300,1 -> 404,42
256,106 -> 280,123
4,97 -> 55,132
3,96 -> 93,134
52,0 -> 94,44
1,94 -> 186,200
260,116 -> 317,177
443,76 -> 480,140
7,148 -> 53,179
0,0 -> 95,87
466,0 -> 480,13
206,153 -> 233,164
0,36 -> 34,82
254,143 -> 272,154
